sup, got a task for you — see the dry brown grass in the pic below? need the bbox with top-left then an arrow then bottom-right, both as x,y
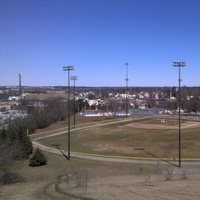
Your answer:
1,152 -> 156,200
38,117 -> 200,159
2,116 -> 200,199
2,153 -> 200,200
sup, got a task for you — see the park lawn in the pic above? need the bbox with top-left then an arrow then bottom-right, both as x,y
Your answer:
39,118 -> 200,159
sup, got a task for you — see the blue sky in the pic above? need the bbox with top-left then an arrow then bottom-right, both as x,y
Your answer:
0,0 -> 200,87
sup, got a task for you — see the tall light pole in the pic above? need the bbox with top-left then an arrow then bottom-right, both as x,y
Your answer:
18,73 -> 22,111
70,75 -> 78,129
63,66 -> 74,160
172,61 -> 186,167
125,63 -> 129,118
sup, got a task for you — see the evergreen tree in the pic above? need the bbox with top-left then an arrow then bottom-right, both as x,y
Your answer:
1,120 -> 33,160
29,148 -> 47,167
16,126 -> 33,158
0,128 -> 7,141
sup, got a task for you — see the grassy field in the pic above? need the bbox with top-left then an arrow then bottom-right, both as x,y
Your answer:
2,150 -> 157,200
38,116 -> 200,159
2,115 -> 200,200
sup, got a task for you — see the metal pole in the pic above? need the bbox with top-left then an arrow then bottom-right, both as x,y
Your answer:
73,78 -> 75,128
68,70 -> 70,159
71,76 -> 77,129
63,66 -> 74,160
125,63 -> 129,118
178,66 -> 181,167
18,73 -> 22,111
173,61 -> 186,167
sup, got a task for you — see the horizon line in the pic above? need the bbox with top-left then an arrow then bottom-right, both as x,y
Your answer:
1,85 -> 199,88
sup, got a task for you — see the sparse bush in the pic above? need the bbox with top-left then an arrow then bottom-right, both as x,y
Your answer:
29,148 -> 47,167
73,168 -> 91,193
140,166 -> 152,183
180,168 -> 188,179
144,173 -> 151,183
163,168 -> 174,181
0,172 -> 24,185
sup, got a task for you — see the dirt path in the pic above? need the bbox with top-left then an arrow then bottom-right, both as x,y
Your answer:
127,121 -> 200,129
55,173 -> 200,200
2,173 -> 200,200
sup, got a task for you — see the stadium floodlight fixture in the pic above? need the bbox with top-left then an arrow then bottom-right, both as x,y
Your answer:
172,62 -> 186,67
173,61 -> 186,167
63,66 -> 74,71
63,65 -> 74,160
70,75 -> 78,82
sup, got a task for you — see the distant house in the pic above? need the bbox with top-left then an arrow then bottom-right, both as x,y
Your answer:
176,108 -> 184,114
120,94 -> 129,99
81,110 -> 102,116
170,96 -> 176,100
8,96 -> 20,101
164,110 -> 173,114
138,104 -> 146,109
0,103 -> 13,110
87,99 -> 99,106
144,92 -> 150,98
86,99 -> 99,110
139,94 -> 144,99
155,93 -> 160,100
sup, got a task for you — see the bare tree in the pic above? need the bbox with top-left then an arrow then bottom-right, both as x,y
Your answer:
180,168 -> 188,179
140,166 -> 152,183
75,168 -> 91,193
163,167 -> 174,181
156,158 -> 161,186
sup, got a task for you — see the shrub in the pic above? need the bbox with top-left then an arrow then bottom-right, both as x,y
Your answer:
29,148 -> 47,167
0,172 -> 24,185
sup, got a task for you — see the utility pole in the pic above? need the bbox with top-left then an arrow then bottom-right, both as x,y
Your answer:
172,61 -> 186,167
63,66 -> 74,160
